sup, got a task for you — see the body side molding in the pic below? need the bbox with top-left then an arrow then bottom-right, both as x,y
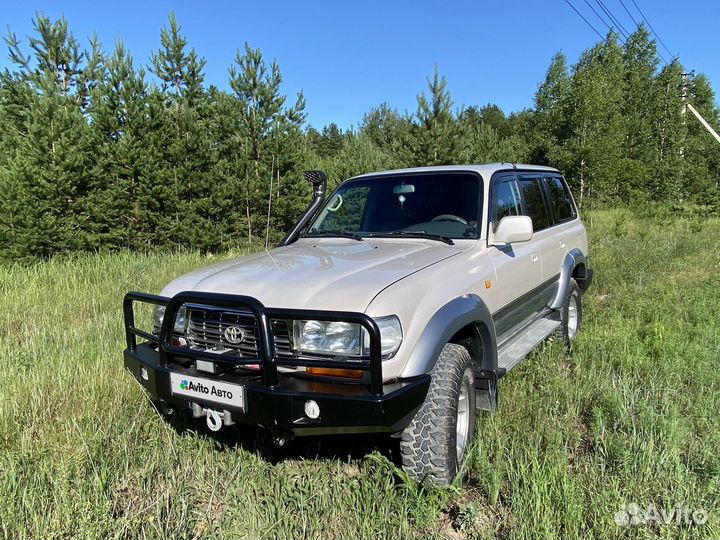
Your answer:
549,248 -> 586,310
399,294 -> 497,378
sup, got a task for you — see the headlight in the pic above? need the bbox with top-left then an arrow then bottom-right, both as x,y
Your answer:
294,320 -> 363,356
153,305 -> 187,334
293,316 -> 402,358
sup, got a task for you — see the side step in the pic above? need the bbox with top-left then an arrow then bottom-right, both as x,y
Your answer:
497,317 -> 560,373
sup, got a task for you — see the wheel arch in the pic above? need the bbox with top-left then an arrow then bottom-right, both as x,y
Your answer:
449,321 -> 495,378
572,261 -> 590,293
399,294 -> 498,379
549,248 -> 587,310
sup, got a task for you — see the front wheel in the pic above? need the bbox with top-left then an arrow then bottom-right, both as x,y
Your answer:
399,343 -> 476,485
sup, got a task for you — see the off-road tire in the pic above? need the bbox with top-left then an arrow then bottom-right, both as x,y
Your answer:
554,278 -> 582,346
399,343 -> 476,485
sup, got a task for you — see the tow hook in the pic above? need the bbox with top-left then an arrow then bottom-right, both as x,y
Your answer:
206,409 -> 222,431
191,402 -> 234,431
272,434 -> 288,447
270,431 -> 294,447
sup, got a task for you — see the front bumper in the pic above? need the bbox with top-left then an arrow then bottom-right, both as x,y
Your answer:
125,344 -> 430,436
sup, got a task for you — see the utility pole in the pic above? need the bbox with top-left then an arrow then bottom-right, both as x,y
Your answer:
686,103 -> 720,144
680,71 -> 692,159
682,70 -> 720,145
681,71 -> 692,112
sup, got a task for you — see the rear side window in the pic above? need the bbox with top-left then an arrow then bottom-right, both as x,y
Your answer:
490,176 -> 522,231
545,176 -> 576,222
518,177 -> 550,231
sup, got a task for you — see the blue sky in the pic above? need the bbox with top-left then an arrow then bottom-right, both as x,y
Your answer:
2,0 -> 718,129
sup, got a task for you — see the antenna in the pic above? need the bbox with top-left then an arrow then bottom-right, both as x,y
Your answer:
264,156 -> 276,251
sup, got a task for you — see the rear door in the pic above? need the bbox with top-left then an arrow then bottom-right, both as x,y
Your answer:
542,174 -> 579,273
487,173 -> 543,336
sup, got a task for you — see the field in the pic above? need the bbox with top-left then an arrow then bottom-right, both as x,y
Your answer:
1,208 -> 718,539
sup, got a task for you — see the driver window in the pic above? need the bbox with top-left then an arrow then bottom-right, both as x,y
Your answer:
491,176 -> 521,231
314,187 -> 369,232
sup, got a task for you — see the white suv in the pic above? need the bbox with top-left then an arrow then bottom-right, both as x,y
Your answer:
123,164 -> 592,484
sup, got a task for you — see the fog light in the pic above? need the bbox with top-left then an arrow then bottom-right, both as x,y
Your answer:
139,367 -> 149,381
304,399 -> 320,419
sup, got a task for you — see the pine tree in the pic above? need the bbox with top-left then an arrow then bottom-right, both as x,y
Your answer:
360,103 -> 413,167
0,14 -> 100,259
267,91 -> 309,244
412,64 -> 458,166
457,119 -> 525,164
203,86 -> 249,247
2,12 -> 720,262
84,41 -> 156,249
229,43 -> 287,242
150,12 -> 205,109
0,67 -> 33,260
149,13 -> 218,249
316,123 -> 345,157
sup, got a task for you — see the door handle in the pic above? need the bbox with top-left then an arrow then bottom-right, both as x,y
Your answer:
531,254 -> 539,263
559,241 -> 566,249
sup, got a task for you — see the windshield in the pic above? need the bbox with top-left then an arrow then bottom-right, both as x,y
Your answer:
306,172 -> 482,239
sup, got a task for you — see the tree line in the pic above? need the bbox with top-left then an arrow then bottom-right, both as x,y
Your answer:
0,14 -> 718,261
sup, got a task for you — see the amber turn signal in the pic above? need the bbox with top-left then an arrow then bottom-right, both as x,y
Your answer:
306,367 -> 364,379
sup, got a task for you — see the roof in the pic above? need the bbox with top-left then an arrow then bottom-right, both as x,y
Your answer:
350,163 -> 560,181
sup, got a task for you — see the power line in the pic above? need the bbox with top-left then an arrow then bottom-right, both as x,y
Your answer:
629,0 -> 675,60
564,0 -> 670,70
595,0 -> 631,40
617,0 -> 641,28
594,0 -> 629,38
582,0 -> 614,33
581,0 -> 635,48
618,0 -> 669,64
564,0 -> 605,40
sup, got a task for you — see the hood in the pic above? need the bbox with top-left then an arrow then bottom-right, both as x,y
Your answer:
160,238 -> 471,312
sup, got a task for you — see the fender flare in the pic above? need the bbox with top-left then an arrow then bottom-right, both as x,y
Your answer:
399,294 -> 498,378
549,248 -> 586,309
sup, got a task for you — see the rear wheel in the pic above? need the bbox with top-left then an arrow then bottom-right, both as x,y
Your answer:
399,343 -> 476,485
554,278 -> 582,346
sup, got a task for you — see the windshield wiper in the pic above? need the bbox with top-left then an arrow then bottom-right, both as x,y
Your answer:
366,231 -> 455,245
304,230 -> 364,241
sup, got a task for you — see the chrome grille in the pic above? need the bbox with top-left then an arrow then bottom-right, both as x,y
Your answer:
185,307 -> 293,359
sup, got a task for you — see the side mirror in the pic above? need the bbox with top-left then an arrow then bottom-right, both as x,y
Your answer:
492,215 -> 533,245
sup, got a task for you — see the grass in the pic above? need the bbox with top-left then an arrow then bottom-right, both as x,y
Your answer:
0,208 -> 718,539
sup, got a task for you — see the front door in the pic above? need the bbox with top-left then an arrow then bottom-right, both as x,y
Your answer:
515,174 -> 560,307
487,173 -> 543,337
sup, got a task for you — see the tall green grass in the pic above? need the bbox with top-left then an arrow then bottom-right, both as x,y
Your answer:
1,209 -> 718,539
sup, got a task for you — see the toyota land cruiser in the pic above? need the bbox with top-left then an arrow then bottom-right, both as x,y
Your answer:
123,164 -> 593,484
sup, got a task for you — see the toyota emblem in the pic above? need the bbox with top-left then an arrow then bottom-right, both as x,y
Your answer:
223,325 -> 245,345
